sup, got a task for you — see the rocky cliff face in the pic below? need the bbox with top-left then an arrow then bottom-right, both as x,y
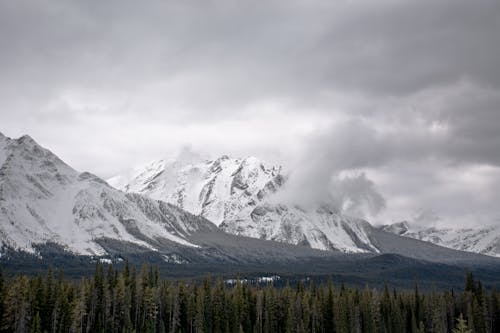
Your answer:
109,154 -> 379,253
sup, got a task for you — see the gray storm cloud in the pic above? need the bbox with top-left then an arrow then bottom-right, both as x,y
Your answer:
1,0 -> 499,226
270,119 -> 390,216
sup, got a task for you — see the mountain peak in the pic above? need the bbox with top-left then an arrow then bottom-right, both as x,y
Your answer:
241,155 -> 260,165
0,133 -> 216,256
13,135 -> 44,152
214,154 -> 230,162
17,134 -> 37,145
381,221 -> 410,235
109,153 -> 380,253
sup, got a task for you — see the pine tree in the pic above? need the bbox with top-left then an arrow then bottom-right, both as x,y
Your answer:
142,286 -> 158,333
194,286 -> 205,333
255,290 -> 263,333
169,285 -> 180,333
30,312 -> 41,333
113,274 -> 132,332
2,276 -> 31,333
212,279 -> 226,333
465,272 -> 475,293
453,314 -> 472,333
323,281 -> 335,333
416,321 -> 425,333
489,287 -> 500,333
0,267 -> 4,331
70,282 -> 87,333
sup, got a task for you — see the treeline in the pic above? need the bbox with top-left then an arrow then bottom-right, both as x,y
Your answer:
0,264 -> 499,333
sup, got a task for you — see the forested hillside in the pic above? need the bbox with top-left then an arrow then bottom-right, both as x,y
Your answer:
0,265 -> 498,333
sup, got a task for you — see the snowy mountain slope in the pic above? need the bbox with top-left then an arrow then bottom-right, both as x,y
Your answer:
109,154 -> 380,253
381,221 -> 500,257
0,132 -> 217,256
2,131 -> 499,270
109,155 -> 282,225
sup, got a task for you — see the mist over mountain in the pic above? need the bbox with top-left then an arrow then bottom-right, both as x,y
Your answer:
109,147 -> 500,258
108,151 -> 382,253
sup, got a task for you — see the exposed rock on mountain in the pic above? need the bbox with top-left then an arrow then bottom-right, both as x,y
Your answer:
109,154 -> 380,253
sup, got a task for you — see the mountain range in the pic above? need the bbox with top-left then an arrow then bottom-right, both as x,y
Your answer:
109,151 -> 500,258
108,154 -> 379,253
381,221 -> 500,258
1,131 -> 500,287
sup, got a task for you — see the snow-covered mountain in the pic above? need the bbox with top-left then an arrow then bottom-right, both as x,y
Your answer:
0,132 -> 217,256
2,131 -> 499,269
381,221 -> 500,257
108,154 -> 379,253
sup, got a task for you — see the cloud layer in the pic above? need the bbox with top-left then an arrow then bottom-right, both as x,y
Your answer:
1,0 -> 499,226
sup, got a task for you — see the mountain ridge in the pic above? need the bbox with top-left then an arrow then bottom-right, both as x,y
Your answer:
108,154 -> 381,253
0,132 -> 216,256
110,151 -> 500,258
2,131 -> 499,275
381,221 -> 500,257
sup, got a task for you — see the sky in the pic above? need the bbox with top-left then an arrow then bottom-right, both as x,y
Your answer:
1,0 -> 499,227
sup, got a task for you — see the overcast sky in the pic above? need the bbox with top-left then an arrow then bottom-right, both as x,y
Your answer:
1,0 -> 499,227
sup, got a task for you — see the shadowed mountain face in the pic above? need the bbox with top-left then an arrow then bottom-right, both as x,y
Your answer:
1,131 -> 500,286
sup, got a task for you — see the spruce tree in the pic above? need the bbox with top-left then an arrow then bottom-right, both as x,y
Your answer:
453,314 -> 472,333
30,312 -> 41,333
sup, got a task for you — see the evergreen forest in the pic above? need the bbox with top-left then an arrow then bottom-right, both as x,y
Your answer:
0,264 -> 498,333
